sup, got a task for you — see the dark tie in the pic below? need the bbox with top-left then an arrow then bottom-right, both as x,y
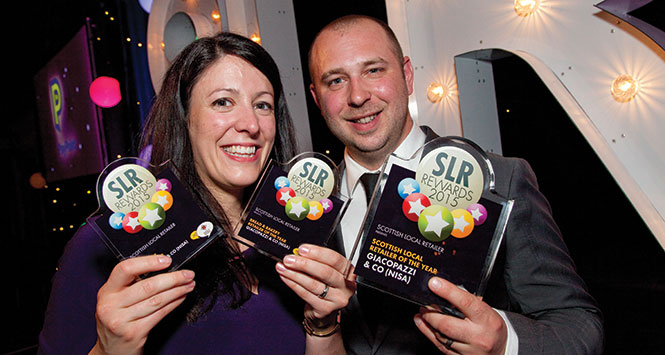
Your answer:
357,172 -> 382,336
359,172 -> 380,204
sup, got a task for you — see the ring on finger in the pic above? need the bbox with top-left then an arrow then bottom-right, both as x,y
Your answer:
444,338 -> 454,349
318,284 -> 329,299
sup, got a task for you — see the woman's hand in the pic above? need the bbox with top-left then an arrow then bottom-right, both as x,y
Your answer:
90,255 -> 196,355
276,244 -> 356,324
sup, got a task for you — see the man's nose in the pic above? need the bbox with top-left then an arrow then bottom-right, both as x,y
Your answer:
348,78 -> 370,107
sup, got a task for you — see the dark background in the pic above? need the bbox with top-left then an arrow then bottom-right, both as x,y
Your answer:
5,0 -> 664,353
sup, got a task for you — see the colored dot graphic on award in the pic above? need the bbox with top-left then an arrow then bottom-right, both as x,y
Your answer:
393,145 -> 488,242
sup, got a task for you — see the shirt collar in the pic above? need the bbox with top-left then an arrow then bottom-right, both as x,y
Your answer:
343,124 -> 426,195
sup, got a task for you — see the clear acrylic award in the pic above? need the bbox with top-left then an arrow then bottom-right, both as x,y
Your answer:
87,158 -> 223,276
350,137 -> 513,317
234,152 -> 349,260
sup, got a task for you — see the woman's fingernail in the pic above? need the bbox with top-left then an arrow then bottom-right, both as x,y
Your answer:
276,262 -> 287,272
182,270 -> 195,279
284,255 -> 296,265
430,277 -> 442,290
159,255 -> 172,264
298,245 -> 310,255
414,314 -> 423,326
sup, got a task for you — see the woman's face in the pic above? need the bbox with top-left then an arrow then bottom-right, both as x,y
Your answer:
188,55 -> 276,196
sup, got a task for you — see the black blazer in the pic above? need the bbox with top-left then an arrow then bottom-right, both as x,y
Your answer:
334,126 -> 603,354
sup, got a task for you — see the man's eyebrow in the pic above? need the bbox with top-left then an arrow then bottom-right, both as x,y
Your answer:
320,68 -> 344,82
319,57 -> 389,82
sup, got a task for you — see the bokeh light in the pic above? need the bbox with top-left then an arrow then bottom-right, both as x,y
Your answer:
89,76 -> 122,108
29,172 -> 47,189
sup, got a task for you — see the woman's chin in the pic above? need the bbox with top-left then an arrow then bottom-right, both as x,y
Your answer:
224,174 -> 262,191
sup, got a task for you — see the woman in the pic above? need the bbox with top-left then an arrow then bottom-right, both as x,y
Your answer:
39,32 -> 353,354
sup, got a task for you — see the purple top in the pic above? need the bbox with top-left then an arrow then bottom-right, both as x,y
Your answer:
38,224 -> 306,354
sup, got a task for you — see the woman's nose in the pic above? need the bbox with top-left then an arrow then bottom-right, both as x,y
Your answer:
234,105 -> 260,136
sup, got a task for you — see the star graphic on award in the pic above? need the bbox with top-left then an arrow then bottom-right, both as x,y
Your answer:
151,190 -> 173,211
122,211 -> 143,234
108,186 -> 175,233
271,172 -> 335,222
467,203 -> 487,225
139,202 -> 166,230
320,198 -> 333,213
109,212 -> 124,230
398,177 -> 420,198
397,175 -> 487,241
402,192 -> 430,222
307,201 -> 324,221
276,186 -> 296,206
100,163 -> 181,235
156,178 -> 172,192
451,209 -> 474,238
286,196 -> 310,221
274,176 -> 290,189
417,205 -> 454,242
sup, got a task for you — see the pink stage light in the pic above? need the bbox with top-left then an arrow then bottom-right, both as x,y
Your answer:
89,76 -> 121,108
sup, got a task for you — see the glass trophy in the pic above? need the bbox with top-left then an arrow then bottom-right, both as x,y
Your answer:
349,137 -> 513,317
234,152 -> 349,260
87,158 -> 223,276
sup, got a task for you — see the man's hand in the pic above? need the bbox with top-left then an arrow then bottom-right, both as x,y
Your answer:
414,277 -> 507,354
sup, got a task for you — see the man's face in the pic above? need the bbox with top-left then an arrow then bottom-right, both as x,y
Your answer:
309,20 -> 414,169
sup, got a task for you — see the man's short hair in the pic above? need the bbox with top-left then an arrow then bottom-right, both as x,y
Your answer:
308,15 -> 404,79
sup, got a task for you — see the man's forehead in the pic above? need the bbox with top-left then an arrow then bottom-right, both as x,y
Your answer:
315,19 -> 383,48
312,25 -> 392,69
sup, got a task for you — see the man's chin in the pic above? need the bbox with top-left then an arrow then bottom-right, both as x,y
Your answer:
348,140 -> 394,164
352,138 -> 386,154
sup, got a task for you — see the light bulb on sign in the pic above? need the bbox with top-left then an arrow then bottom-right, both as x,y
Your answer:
427,83 -> 448,103
211,10 -> 221,21
514,0 -> 540,17
611,75 -> 639,102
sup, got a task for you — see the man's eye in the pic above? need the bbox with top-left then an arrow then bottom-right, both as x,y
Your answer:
328,78 -> 343,86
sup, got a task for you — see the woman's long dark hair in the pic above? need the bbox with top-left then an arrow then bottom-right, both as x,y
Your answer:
140,32 -> 297,320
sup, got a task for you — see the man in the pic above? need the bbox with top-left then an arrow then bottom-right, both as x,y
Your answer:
308,15 -> 603,354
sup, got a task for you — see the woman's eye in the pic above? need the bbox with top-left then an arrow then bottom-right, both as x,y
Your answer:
255,101 -> 274,114
212,98 -> 232,107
